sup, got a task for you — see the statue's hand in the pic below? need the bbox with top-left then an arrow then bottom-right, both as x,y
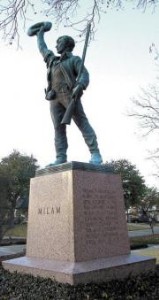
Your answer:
27,22 -> 52,37
36,25 -> 45,38
72,84 -> 83,100
38,25 -> 45,34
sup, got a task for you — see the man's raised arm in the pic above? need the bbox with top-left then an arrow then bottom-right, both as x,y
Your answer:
37,28 -> 54,62
27,22 -> 54,62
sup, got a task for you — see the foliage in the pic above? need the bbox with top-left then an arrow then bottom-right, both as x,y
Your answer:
109,159 -> 146,210
0,0 -> 157,46
0,265 -> 159,299
0,175 -> 10,242
0,150 -> 38,197
0,150 -> 38,242
130,234 -> 159,247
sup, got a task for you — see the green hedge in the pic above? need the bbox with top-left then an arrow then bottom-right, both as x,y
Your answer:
0,265 -> 159,299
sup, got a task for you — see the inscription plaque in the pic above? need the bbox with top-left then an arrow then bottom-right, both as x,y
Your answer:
73,170 -> 130,261
82,187 -> 119,247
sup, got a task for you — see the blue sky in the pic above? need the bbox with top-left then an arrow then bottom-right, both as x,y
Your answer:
0,3 -> 159,187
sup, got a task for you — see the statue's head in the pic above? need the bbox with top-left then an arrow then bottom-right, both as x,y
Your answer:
56,35 -> 75,54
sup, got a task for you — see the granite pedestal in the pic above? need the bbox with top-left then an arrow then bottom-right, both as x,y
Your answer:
3,162 -> 156,285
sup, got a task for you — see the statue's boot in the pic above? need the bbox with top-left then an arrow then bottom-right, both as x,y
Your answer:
84,135 -> 103,165
46,155 -> 67,167
89,152 -> 103,165
46,128 -> 68,167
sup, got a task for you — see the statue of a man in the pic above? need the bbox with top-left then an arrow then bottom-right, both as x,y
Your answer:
36,26 -> 103,166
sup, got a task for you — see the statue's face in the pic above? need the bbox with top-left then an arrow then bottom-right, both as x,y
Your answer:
56,37 -> 67,54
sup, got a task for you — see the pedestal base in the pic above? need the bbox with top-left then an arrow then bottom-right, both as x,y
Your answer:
3,254 -> 155,285
3,162 -> 156,285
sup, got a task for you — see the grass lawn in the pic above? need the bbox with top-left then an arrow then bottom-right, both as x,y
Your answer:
5,224 -> 27,238
4,223 -> 159,239
4,222 -> 159,238
128,223 -> 150,231
127,222 -> 159,231
5,222 -> 153,237
134,247 -> 159,263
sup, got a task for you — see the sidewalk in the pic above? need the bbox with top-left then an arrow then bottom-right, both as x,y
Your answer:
128,226 -> 159,237
0,244 -> 26,261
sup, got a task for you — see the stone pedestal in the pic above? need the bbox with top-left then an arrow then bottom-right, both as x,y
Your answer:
3,162 -> 156,285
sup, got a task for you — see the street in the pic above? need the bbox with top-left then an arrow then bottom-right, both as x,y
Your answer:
128,225 -> 159,237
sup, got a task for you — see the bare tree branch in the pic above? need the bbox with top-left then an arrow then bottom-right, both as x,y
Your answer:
147,148 -> 159,177
0,0 -> 158,46
0,0 -> 35,45
129,85 -> 159,136
129,83 -> 159,176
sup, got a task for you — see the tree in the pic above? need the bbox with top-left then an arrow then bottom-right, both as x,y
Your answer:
129,42 -> 159,174
109,159 -> 146,215
139,186 -> 159,233
130,84 -> 159,174
0,150 -> 39,242
139,186 -> 159,214
130,85 -> 159,137
0,0 -> 157,46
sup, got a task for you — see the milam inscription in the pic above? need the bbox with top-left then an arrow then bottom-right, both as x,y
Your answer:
38,206 -> 61,215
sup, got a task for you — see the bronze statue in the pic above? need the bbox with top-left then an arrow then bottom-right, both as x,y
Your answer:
28,22 -> 103,166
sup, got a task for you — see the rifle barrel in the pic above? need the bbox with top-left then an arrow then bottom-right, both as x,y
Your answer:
61,22 -> 91,125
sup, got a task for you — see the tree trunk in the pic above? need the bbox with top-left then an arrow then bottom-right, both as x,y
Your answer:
8,198 -> 16,228
0,224 -> 3,244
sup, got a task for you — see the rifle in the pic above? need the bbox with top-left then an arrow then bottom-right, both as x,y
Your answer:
61,23 -> 91,125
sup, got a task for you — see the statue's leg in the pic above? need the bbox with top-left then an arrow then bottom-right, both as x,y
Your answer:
72,100 -> 103,164
49,100 -> 68,164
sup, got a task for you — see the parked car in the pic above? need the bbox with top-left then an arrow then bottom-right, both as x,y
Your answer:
127,215 -> 139,223
129,214 -> 157,223
137,215 -> 150,223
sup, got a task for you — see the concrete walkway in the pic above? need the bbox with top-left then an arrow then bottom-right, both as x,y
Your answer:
0,244 -> 26,261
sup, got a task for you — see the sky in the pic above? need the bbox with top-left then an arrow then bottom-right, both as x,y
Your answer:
0,2 -> 159,187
